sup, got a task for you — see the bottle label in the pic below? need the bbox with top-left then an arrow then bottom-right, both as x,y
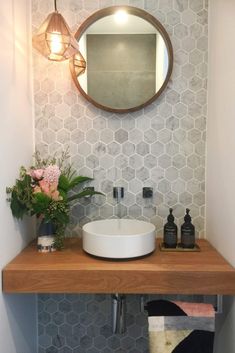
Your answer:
164,226 -> 177,247
181,229 -> 195,248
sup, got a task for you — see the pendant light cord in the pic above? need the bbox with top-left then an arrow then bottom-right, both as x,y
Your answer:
54,0 -> 57,12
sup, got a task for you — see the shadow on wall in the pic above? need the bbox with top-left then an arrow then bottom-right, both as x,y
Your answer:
214,296 -> 235,353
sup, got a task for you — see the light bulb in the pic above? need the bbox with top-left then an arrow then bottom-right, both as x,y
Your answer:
114,10 -> 128,24
50,31 -> 63,54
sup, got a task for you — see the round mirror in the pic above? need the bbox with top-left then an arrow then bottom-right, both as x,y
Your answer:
70,6 -> 173,113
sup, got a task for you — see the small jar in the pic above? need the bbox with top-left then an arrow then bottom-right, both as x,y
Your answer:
37,236 -> 56,253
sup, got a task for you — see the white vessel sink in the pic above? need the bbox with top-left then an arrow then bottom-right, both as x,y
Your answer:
82,219 -> 156,259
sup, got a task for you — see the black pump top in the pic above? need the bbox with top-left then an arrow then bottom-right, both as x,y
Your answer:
184,208 -> 191,223
167,208 -> 175,223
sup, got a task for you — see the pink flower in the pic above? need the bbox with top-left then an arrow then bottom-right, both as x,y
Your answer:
36,180 -> 63,201
38,180 -> 50,194
51,189 -> 62,201
30,169 -> 44,180
33,185 -> 42,194
43,165 -> 61,186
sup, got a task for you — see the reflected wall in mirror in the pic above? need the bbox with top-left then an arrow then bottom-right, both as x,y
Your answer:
70,6 -> 173,113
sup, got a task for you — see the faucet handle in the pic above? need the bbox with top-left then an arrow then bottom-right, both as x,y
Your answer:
113,187 -> 124,200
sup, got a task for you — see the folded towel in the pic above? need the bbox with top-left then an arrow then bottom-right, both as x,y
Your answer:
146,299 -> 215,353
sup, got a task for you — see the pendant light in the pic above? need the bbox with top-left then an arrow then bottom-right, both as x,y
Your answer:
73,52 -> 86,76
32,0 -> 80,62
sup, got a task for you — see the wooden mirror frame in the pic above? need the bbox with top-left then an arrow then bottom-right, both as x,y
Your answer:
70,6 -> 173,113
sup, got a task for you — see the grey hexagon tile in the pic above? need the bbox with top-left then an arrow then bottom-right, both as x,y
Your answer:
167,10 -> 180,26
166,90 -> 180,105
78,142 -> 92,157
158,129 -> 172,144
165,191 -> 178,206
175,49 -> 188,66
158,179 -> 171,194
173,129 -> 186,144
172,179 -> 186,193
151,116 -> 165,131
180,116 -> 194,131
100,129 -> 113,144
179,191 -> 193,205
100,155 -> 114,169
93,117 -> 106,131
144,154 -> 157,169
107,142 -> 121,156
129,154 -> 143,169
86,129 -> 99,144
136,167 -> 150,181
122,141 -> 135,156
166,116 -> 180,130
129,204 -> 142,218
182,63 -> 196,79
64,117 -> 77,131
197,9 -> 208,26
182,37 -> 196,52
144,129 -> 157,143
57,129 -> 70,144
180,166 -> 194,181
122,167 -> 135,181
115,154 -> 128,169
42,129 -> 56,144
189,102 -> 202,118
166,141 -> 179,156
165,166 -> 179,181
93,142 -> 106,157
136,142 -> 149,156
151,141 -> 164,156
189,76 -> 203,92
71,129 -> 85,144
173,0 -> 188,12
158,102 -> 172,118
174,23 -> 188,38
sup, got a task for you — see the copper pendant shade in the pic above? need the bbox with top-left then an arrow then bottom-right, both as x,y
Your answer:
32,0 -> 82,62
73,52 -> 86,76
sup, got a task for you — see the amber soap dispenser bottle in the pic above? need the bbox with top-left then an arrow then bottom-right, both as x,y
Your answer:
180,208 -> 195,248
163,208 -> 178,248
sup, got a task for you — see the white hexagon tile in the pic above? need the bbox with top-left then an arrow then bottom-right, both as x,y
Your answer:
32,0 -> 208,351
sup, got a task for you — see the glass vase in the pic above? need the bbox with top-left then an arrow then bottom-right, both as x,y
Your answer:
37,218 -> 56,253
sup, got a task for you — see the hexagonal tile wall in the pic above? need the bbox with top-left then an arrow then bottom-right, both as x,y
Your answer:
33,0 -> 207,237
38,293 -> 210,353
33,0 -> 208,350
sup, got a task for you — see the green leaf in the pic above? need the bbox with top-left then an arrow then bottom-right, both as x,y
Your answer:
32,192 -> 51,214
58,174 -> 70,192
68,176 -> 93,190
67,189 -> 104,202
10,190 -> 28,219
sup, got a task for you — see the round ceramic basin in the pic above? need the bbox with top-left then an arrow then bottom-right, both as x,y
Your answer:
82,219 -> 156,259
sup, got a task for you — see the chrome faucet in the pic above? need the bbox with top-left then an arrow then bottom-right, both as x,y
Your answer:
113,187 -> 124,218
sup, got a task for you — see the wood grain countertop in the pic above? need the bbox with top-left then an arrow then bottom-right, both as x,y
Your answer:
2,238 -> 235,294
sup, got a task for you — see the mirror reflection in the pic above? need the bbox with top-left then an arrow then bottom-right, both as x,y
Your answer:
70,7 -> 173,113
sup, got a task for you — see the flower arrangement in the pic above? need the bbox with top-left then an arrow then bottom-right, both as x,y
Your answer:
6,150 -> 102,250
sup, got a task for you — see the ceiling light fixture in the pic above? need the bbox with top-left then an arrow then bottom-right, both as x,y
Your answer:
32,0 -> 80,62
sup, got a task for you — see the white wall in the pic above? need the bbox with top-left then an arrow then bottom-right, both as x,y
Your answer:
207,0 -> 235,351
0,1 -> 36,352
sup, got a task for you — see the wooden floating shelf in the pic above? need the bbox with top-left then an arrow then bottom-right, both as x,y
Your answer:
2,239 -> 235,294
